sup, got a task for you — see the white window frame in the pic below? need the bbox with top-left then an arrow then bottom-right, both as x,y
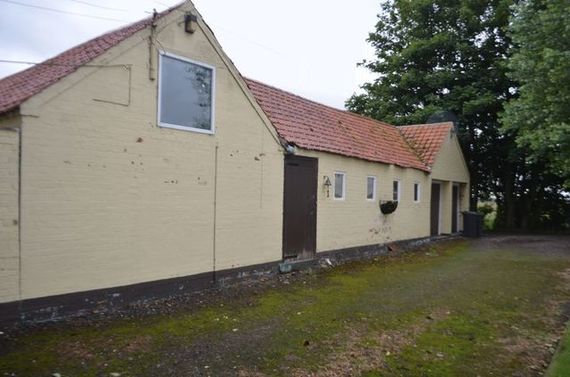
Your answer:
334,171 -> 346,200
366,176 -> 376,201
157,51 -> 216,134
393,180 -> 401,201
413,182 -> 421,203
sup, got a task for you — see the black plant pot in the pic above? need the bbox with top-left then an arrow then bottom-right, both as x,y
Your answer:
380,200 -> 398,215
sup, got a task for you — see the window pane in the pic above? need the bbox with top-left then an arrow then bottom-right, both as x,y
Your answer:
367,177 -> 374,199
393,181 -> 399,201
160,55 -> 213,130
335,173 -> 344,198
414,183 -> 420,201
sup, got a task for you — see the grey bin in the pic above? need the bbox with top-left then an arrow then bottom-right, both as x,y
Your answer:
462,211 -> 484,238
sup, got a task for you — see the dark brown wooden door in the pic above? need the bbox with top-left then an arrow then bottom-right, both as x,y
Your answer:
430,183 -> 440,236
451,185 -> 459,233
282,155 -> 318,260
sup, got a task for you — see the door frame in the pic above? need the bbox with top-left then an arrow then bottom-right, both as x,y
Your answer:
431,181 -> 442,236
451,183 -> 460,233
282,155 -> 318,260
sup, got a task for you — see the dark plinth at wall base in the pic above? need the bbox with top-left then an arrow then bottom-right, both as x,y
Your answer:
318,243 -> 389,262
0,271 -> 220,325
0,235 -> 447,326
317,236 -> 434,264
0,260 -> 280,326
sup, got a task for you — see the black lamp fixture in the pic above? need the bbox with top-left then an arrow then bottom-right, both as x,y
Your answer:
184,12 -> 198,34
323,176 -> 332,197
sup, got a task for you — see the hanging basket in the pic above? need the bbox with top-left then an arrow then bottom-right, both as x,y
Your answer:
380,200 -> 398,215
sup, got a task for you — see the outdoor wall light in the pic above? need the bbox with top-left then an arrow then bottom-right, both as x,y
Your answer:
323,175 -> 332,197
285,144 -> 296,155
184,12 -> 198,34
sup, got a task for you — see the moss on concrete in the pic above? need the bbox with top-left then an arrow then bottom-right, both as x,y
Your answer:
1,237 -> 569,376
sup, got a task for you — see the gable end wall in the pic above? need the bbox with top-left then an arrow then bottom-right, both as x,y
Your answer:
430,133 -> 470,233
13,4 -> 284,302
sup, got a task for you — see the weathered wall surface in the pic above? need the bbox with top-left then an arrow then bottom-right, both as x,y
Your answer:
296,129 -> 471,245
431,133 -> 470,233
0,124 -> 19,303
1,3 -> 472,305
14,4 -> 283,301
297,150 -> 431,252
439,181 -> 453,234
431,134 -> 470,184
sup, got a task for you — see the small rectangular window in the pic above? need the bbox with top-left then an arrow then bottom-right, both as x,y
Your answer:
334,172 -> 345,200
366,176 -> 376,200
414,183 -> 420,202
393,180 -> 400,201
158,52 -> 215,133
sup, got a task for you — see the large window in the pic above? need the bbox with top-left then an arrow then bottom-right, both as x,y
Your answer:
334,172 -> 346,200
366,176 -> 376,200
158,52 -> 215,133
393,180 -> 400,201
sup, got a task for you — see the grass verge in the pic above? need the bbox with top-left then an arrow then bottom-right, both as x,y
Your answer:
1,237 -> 569,376
546,322 -> 570,377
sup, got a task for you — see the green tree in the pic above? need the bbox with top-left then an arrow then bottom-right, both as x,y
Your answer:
346,0 -> 524,226
500,0 -> 570,188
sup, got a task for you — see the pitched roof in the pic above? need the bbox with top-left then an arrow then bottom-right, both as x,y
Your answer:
399,122 -> 454,167
0,5 -> 450,173
245,78 -> 430,171
0,6 -> 179,116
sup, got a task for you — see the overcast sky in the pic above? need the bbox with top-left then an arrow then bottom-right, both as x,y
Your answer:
0,0 -> 379,109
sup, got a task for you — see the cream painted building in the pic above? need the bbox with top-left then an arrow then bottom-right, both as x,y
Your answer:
0,1 -> 469,322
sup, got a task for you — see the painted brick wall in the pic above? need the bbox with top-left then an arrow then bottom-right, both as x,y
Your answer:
1,3 -> 471,304
298,150 -> 432,252
13,4 -> 284,302
431,134 -> 470,183
298,128 -> 470,248
0,126 -> 19,302
431,133 -> 470,233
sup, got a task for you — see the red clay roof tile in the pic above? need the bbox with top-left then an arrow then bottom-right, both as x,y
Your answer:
245,78 -> 431,172
399,123 -> 454,167
0,6 -> 450,173
0,7 -> 177,115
